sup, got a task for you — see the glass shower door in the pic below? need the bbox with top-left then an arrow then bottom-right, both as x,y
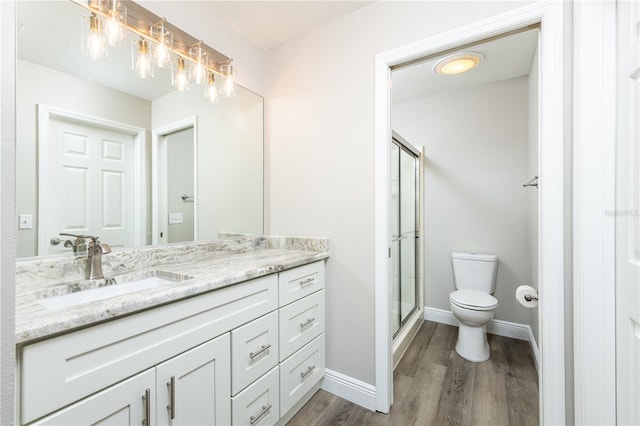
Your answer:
391,138 -> 418,338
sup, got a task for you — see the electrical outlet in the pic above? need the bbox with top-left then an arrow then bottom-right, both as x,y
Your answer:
19,214 -> 33,230
168,213 -> 183,225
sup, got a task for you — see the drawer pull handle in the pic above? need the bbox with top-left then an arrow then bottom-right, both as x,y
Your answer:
300,365 -> 316,380
249,343 -> 272,359
167,376 -> 176,419
143,388 -> 151,426
299,277 -> 315,286
299,318 -> 315,329
250,403 -> 273,424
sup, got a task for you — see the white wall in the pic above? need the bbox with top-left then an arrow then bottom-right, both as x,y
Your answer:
16,59 -> 152,258
528,45 -> 540,343
152,86 -> 264,240
392,77 -> 531,325
0,0 -> 16,422
267,1 -> 529,386
139,1 -> 267,96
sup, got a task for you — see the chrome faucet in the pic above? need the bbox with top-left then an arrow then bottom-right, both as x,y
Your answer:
87,236 -> 112,280
58,233 -> 112,279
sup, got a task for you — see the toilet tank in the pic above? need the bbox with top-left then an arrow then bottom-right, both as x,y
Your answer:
451,252 -> 499,294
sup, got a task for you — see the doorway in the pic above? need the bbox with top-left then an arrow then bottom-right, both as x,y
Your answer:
374,3 -> 566,423
152,116 -> 198,245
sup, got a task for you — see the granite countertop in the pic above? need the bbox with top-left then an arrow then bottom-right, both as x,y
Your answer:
15,236 -> 329,344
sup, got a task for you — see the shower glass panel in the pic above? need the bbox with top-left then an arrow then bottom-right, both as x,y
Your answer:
391,138 -> 418,338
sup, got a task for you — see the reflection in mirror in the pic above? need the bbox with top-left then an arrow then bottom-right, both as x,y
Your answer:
16,0 -> 264,258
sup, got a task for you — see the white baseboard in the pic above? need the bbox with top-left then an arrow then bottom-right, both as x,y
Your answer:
321,368 -> 376,411
424,306 -> 540,372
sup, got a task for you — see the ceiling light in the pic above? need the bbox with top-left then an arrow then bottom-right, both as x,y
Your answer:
434,52 -> 484,75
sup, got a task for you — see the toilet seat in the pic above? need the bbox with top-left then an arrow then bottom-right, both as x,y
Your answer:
450,289 -> 498,311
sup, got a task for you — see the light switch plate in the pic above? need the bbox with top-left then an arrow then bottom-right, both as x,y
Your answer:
168,213 -> 183,224
19,214 -> 33,229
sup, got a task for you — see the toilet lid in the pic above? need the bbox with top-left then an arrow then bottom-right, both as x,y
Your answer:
450,289 -> 498,311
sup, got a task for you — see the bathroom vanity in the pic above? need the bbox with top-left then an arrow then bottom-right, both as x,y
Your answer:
15,236 -> 329,425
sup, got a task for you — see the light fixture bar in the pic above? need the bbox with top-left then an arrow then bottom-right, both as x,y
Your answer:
74,0 -> 232,79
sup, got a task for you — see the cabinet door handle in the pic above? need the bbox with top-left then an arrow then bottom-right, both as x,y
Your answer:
299,277 -> 315,286
167,376 -> 176,420
300,365 -> 316,380
249,343 -> 272,359
143,388 -> 151,426
299,317 -> 315,329
249,403 -> 273,424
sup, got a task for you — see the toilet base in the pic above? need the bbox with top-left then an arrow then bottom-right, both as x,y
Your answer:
455,322 -> 490,362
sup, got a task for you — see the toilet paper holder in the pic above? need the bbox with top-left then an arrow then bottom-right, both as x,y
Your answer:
524,294 -> 538,302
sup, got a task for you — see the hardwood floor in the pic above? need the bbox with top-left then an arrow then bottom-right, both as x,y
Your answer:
287,321 -> 539,426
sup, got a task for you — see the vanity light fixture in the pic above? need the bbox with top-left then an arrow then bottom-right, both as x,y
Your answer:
133,37 -> 153,79
80,0 -> 237,97
173,56 -> 190,92
81,13 -> 108,60
434,52 -> 484,75
150,18 -> 173,68
205,72 -> 219,103
103,0 -> 127,48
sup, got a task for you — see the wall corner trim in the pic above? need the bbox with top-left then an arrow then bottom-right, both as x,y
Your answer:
321,369 -> 377,412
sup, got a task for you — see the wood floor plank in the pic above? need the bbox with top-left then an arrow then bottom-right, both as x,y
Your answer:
470,340 -> 510,425
433,349 -> 477,426
287,321 -> 539,426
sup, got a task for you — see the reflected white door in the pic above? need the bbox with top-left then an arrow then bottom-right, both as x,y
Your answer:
41,117 -> 135,255
616,1 -> 640,423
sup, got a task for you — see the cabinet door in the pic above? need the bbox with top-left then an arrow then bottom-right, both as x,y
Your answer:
156,333 -> 231,426
31,369 -> 154,426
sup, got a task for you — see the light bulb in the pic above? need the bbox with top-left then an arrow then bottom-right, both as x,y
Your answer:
173,57 -> 189,92
82,13 -> 107,61
134,38 -> 153,79
222,63 -> 236,97
189,42 -> 208,85
152,19 -> 172,68
205,73 -> 219,103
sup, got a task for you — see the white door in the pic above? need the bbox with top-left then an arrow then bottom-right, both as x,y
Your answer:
616,1 -> 640,424
32,369 -> 155,426
41,117 -> 135,254
155,333 -> 231,426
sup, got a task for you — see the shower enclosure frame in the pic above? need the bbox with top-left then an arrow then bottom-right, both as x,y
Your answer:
390,132 -> 424,368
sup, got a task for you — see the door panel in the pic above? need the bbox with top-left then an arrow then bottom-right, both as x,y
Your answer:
42,118 -> 136,254
616,1 -> 640,424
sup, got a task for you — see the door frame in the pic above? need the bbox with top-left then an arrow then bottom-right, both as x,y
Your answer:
151,116 -> 198,245
373,2 -> 566,423
37,104 -> 147,255
572,1 -> 617,424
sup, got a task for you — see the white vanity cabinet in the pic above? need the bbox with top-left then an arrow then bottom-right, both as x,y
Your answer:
18,260 -> 326,426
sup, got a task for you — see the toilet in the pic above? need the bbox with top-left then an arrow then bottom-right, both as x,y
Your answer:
449,252 -> 499,362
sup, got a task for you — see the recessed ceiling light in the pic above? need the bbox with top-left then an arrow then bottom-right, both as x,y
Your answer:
433,52 -> 484,76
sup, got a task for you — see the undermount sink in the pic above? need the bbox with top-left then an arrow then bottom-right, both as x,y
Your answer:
37,271 -> 193,310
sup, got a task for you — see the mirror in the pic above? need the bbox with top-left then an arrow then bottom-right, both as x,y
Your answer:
16,0 -> 264,258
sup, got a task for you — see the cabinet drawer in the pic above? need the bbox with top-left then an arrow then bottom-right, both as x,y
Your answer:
279,290 -> 325,361
278,261 -> 325,306
232,366 -> 279,426
21,274 -> 277,425
231,311 -> 279,395
279,334 -> 325,416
